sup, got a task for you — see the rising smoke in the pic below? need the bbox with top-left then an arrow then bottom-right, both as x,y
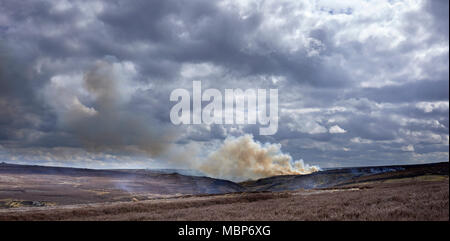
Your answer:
197,135 -> 320,182
50,60 -> 175,158
48,61 -> 319,182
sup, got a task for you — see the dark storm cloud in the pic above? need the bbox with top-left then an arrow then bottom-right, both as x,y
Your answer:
0,0 -> 448,168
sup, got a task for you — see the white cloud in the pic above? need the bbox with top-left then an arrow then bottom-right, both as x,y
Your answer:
329,125 -> 347,134
416,101 -> 449,113
401,144 -> 415,152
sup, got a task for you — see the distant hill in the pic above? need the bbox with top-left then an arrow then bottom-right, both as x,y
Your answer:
241,162 -> 449,191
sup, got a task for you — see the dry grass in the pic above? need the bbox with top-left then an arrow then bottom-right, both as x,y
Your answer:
0,179 -> 447,221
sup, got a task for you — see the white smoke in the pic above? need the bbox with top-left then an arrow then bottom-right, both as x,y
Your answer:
197,135 -> 320,182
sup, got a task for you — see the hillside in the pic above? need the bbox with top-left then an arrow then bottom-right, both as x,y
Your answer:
241,162 -> 448,191
0,162 -> 244,207
0,162 -> 447,209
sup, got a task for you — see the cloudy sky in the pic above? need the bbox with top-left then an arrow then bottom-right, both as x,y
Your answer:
0,0 -> 448,170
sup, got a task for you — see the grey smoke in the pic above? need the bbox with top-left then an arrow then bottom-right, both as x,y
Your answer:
54,60 -> 175,158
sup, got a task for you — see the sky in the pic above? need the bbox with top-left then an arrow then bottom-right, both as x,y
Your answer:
0,0 -> 448,171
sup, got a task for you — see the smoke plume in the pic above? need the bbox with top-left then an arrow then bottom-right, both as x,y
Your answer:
197,135 -> 320,182
50,60 -> 175,158
47,61 -> 319,181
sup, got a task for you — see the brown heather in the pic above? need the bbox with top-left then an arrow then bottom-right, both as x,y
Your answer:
0,179 -> 447,221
